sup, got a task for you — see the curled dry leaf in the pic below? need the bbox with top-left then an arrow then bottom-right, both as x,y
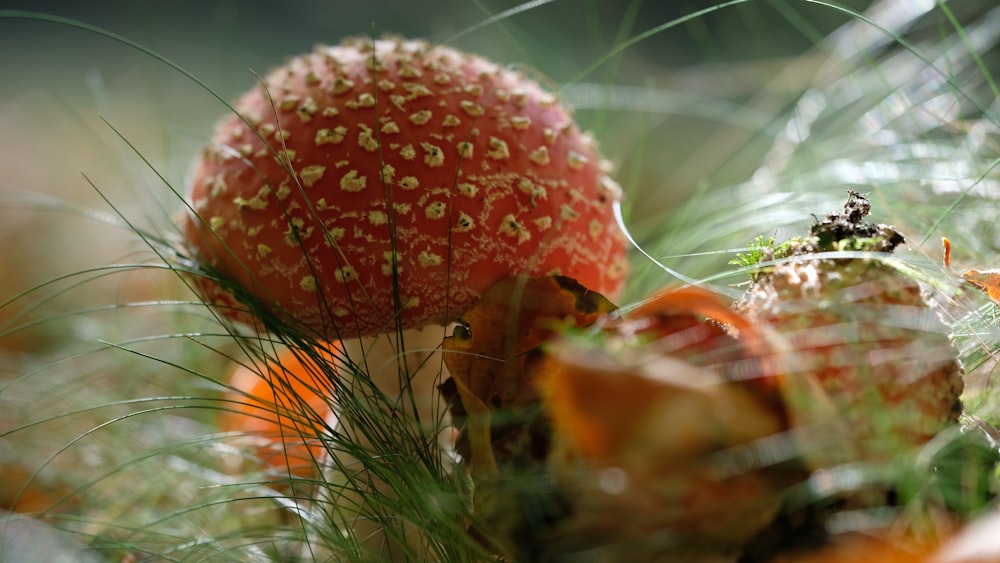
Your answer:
771,506 -> 1000,563
943,237 -> 1000,303
441,280 -> 796,559
439,274 -> 617,478
542,286 -> 783,461
534,285 -> 794,559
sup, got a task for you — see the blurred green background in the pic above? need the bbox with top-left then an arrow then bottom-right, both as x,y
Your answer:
0,0 -> 881,311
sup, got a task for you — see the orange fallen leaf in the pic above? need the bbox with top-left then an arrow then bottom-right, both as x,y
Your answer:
440,275 -> 616,477
219,343 -> 340,481
961,270 -> 1000,303
0,462 -> 72,514
535,285 -> 793,554
943,237 -> 1000,303
771,534 -> 931,563
540,284 -> 783,464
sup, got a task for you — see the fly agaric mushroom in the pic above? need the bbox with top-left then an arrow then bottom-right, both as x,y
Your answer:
181,36 -> 628,339
735,193 -> 963,470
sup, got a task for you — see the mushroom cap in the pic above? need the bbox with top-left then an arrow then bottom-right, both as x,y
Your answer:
182,37 -> 629,337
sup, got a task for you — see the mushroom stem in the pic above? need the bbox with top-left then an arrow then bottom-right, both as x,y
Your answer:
326,325 -> 454,559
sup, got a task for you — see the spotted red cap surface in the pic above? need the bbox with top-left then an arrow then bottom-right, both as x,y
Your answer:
183,37 -> 629,337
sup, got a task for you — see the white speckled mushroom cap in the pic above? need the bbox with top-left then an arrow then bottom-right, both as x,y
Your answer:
183,37 -> 629,338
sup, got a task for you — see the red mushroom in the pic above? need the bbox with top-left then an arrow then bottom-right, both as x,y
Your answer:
181,38 -> 630,559
181,36 -> 628,339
